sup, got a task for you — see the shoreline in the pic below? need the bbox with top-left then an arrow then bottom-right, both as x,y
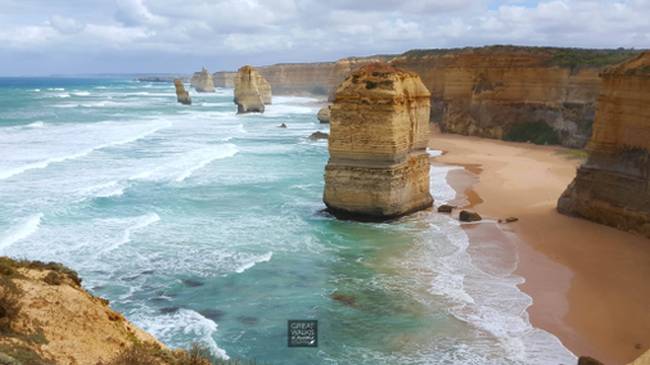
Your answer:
429,131 -> 650,365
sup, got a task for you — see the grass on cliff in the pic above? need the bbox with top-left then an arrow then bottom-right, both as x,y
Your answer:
104,342 -> 264,365
504,121 -> 561,145
548,47 -> 640,69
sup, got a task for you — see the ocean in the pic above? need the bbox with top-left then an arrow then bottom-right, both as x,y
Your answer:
0,77 -> 576,365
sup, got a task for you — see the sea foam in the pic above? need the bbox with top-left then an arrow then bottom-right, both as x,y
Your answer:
0,213 -> 43,251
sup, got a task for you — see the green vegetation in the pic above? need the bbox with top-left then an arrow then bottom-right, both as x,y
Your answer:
548,47 -> 640,69
504,121 -> 561,145
556,149 -> 589,160
105,342 -> 265,365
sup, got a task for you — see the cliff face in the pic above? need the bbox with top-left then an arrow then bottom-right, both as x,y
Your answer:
234,65 -> 272,113
217,47 -> 637,147
558,52 -> 650,237
0,258 -> 164,365
324,63 -> 433,219
190,67 -> 216,93
213,71 -> 235,88
174,79 -> 191,105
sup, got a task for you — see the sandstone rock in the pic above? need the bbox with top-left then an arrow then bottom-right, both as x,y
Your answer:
317,105 -> 331,123
628,349 -> 650,365
503,216 -> 519,223
437,204 -> 455,213
309,131 -> 328,140
323,63 -> 433,220
234,65 -> 272,114
213,71 -> 236,88
459,210 -> 482,222
279,123 -> 287,128
190,67 -> 215,92
174,79 -> 191,105
558,52 -> 650,238
578,356 -> 604,365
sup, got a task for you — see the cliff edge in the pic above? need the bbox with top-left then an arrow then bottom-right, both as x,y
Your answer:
558,52 -> 650,237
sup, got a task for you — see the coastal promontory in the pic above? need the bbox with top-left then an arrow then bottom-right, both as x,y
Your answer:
558,51 -> 650,237
323,63 -> 433,219
190,67 -> 216,93
234,65 -> 272,114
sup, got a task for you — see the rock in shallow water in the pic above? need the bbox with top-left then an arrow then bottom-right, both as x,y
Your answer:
174,79 -> 191,105
309,131 -> 328,140
190,67 -> 215,93
459,210 -> 482,222
437,204 -> 455,213
317,105 -> 331,123
323,63 -> 433,220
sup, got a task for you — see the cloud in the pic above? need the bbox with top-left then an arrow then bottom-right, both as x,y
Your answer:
1,0 -> 649,75
49,15 -> 86,34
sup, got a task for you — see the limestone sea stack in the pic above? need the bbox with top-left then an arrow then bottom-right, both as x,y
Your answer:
173,79 -> 191,105
323,63 -> 433,220
234,65 -> 272,113
317,105 -> 331,123
190,67 -> 215,92
558,52 -> 650,237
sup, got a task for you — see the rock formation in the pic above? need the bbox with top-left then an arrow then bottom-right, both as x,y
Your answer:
323,63 -> 433,219
218,47 -> 638,147
190,67 -> 215,93
174,79 -> 191,105
317,105 -> 331,123
213,71 -> 236,88
233,65 -> 272,114
558,52 -> 650,238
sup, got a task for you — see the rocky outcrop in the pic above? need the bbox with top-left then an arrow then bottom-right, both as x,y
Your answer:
558,52 -> 650,237
323,63 -> 433,220
173,79 -> 191,105
317,105 -> 331,123
219,47 -> 638,147
0,258 -> 164,364
233,65 -> 272,114
190,67 -> 215,93
213,71 -> 236,88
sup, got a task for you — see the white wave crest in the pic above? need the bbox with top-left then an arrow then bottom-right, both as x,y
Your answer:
0,122 -> 170,180
0,213 -> 43,250
26,121 -> 45,128
103,213 -> 160,253
72,91 -> 91,96
175,144 -> 239,182
234,251 -> 273,274
137,308 -> 229,360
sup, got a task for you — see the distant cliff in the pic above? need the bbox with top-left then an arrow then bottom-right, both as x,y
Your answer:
558,52 -> 650,237
214,46 -> 639,148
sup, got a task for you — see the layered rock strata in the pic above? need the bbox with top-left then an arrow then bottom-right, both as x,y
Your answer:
234,65 -> 272,114
190,67 -> 215,92
217,47 -> 638,147
323,63 -> 433,219
317,105 -> 331,123
558,52 -> 650,237
174,79 -> 191,105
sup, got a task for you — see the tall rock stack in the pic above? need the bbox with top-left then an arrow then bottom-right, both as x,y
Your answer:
323,63 -> 433,220
234,65 -> 272,114
190,67 -> 215,92
173,79 -> 191,105
558,52 -> 650,237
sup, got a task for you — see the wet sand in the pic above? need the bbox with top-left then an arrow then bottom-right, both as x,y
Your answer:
429,131 -> 650,365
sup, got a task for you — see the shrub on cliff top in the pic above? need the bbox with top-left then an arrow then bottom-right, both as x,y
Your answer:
504,121 -> 561,145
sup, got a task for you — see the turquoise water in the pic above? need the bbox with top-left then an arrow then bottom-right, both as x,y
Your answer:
0,78 -> 576,365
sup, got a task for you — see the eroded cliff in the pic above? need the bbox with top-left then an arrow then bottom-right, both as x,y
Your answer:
558,52 -> 650,237
191,67 -> 216,93
216,46 -> 638,147
233,65 -> 272,113
323,63 -> 433,219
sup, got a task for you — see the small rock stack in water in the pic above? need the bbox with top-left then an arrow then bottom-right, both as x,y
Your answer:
234,65 -> 272,114
190,67 -> 215,92
323,63 -> 433,219
558,52 -> 650,237
173,79 -> 191,105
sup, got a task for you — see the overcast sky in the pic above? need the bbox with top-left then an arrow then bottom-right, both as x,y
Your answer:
1,0 -> 649,76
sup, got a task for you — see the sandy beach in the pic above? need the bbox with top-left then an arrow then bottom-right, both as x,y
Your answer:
428,130 -> 650,365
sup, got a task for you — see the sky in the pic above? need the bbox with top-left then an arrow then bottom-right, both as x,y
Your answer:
1,0 -> 649,76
